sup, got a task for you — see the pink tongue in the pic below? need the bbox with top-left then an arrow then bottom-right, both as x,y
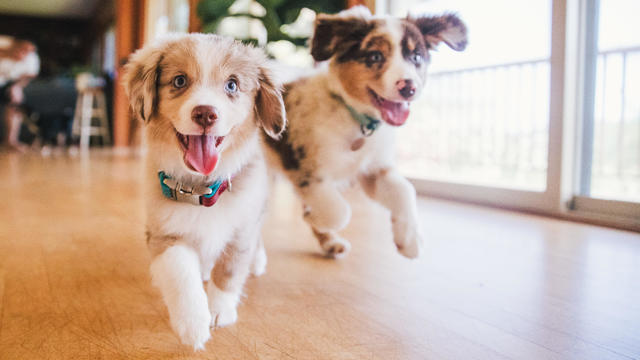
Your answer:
379,100 -> 410,126
184,135 -> 219,175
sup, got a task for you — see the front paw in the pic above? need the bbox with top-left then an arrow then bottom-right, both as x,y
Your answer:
250,245 -> 267,277
321,236 -> 351,259
393,220 -> 423,259
207,284 -> 240,328
169,303 -> 212,350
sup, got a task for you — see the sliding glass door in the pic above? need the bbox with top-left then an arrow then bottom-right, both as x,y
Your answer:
570,0 -> 640,222
579,0 -> 639,202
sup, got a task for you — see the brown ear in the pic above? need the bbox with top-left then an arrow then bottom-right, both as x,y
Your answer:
255,67 -> 286,139
412,13 -> 468,51
122,47 -> 163,123
310,6 -> 373,62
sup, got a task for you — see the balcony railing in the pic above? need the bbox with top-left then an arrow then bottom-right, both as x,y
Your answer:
397,46 -> 640,201
591,46 -> 640,201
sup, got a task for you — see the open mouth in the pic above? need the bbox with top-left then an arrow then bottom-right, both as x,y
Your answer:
176,131 -> 224,175
368,88 -> 410,126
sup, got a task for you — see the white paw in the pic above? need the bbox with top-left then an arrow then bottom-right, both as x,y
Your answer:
207,284 -> 240,328
251,246 -> 267,277
149,245 -> 213,350
169,303 -> 212,350
393,220 -> 423,259
322,237 -> 351,259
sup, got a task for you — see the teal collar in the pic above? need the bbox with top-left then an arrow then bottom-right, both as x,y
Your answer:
331,93 -> 381,136
158,171 -> 232,207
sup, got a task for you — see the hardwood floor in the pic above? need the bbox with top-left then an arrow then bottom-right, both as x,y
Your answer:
0,151 -> 638,360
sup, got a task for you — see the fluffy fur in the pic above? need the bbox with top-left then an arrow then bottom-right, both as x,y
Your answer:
265,7 -> 467,259
123,34 -> 285,349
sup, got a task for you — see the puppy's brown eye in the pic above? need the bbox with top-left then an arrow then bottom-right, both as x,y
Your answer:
173,75 -> 187,88
224,79 -> 238,94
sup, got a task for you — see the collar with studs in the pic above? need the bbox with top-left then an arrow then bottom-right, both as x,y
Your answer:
330,93 -> 381,137
158,171 -> 233,207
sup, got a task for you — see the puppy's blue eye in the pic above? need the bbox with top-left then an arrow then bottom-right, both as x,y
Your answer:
173,75 -> 187,88
224,79 -> 238,93
411,53 -> 422,64
367,51 -> 383,63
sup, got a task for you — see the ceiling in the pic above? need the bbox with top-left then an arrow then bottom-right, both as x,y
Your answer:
0,0 -> 102,18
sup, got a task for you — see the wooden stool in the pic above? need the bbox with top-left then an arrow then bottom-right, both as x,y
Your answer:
72,86 -> 110,149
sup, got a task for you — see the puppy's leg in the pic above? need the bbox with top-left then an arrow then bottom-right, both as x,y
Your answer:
311,227 -> 351,259
299,181 -> 352,257
361,168 -> 423,258
250,235 -> 267,277
207,232 -> 257,328
300,181 -> 352,232
150,243 -> 212,350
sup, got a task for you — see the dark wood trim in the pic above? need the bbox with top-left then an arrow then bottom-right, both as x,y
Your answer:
113,0 -> 144,148
188,0 -> 202,33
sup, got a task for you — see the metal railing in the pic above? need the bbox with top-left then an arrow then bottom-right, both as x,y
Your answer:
397,46 -> 640,200
591,46 -> 640,201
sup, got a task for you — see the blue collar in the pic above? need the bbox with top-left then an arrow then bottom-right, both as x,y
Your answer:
158,171 -> 231,207
330,93 -> 381,136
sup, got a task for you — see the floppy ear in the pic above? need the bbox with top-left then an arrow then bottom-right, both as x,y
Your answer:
254,67 -> 286,139
122,46 -> 163,123
310,6 -> 373,61
412,13 -> 468,51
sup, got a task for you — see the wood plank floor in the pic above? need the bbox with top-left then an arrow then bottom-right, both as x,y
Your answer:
0,151 -> 639,360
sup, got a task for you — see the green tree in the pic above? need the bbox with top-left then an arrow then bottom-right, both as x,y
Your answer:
197,0 -> 344,46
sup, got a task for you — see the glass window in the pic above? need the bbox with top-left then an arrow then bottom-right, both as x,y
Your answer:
145,0 -> 190,43
587,0 -> 640,202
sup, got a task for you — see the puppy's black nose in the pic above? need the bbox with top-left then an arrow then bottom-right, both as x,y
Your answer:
397,79 -> 416,99
191,105 -> 218,129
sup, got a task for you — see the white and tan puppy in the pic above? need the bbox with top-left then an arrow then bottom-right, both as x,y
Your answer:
123,34 -> 285,349
265,7 -> 467,259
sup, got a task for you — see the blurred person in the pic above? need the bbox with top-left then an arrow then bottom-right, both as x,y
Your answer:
0,36 -> 40,151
